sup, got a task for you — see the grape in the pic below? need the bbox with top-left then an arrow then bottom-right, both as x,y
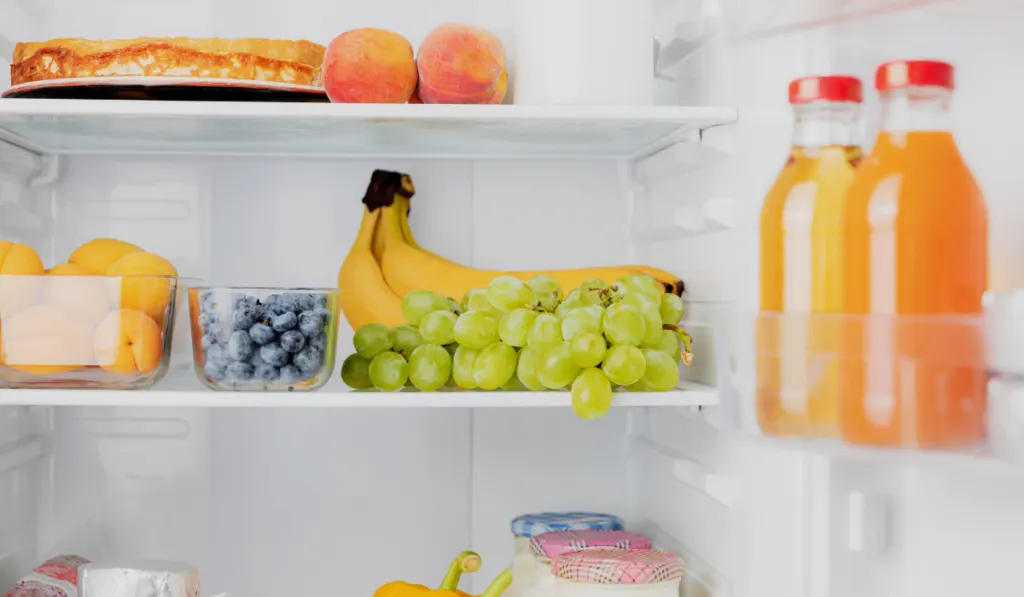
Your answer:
390,324 -> 424,357
572,368 -> 613,420
499,308 -> 538,348
420,310 -> 458,345
579,278 -> 611,306
569,332 -> 607,368
408,344 -> 453,392
487,276 -> 533,313
602,304 -> 646,347
561,305 -> 603,341
462,288 -> 500,314
341,354 -> 373,389
538,342 -> 582,390
651,330 -> 682,363
616,274 -> 662,302
473,342 -> 518,390
660,293 -> 684,324
369,351 -> 408,391
640,308 -> 663,348
602,345 -> 646,386
640,349 -> 680,391
502,372 -> 526,391
516,346 -> 546,391
353,323 -> 393,359
402,289 -> 448,325
453,346 -> 480,389
622,290 -> 660,313
453,311 -> 500,350
444,343 -> 459,358
528,313 -> 563,349
525,275 -> 563,312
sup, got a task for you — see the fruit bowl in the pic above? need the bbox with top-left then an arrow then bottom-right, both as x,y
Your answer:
0,274 -> 181,389
188,287 -> 339,391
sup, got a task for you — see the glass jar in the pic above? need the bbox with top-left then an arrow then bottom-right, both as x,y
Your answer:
507,513 -> 623,597
986,292 -> 1024,461
525,531 -> 652,597
552,549 -> 684,597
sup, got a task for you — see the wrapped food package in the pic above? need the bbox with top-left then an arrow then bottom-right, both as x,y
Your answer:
78,561 -> 199,597
4,555 -> 90,597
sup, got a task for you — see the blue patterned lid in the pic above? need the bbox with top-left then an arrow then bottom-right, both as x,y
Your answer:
511,512 -> 624,537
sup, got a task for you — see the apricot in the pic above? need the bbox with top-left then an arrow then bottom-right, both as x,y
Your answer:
323,28 -> 418,103
0,241 -> 45,314
0,304 -> 95,375
94,309 -> 164,375
106,252 -> 178,320
45,263 -> 114,327
69,238 -> 141,274
416,24 -> 506,104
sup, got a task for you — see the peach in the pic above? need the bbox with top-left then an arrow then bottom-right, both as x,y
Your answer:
0,241 -> 45,314
69,238 -> 142,274
416,23 -> 506,104
489,68 -> 508,104
94,309 -> 164,375
0,304 -> 95,375
45,263 -> 114,327
106,251 -> 178,320
323,28 -> 418,103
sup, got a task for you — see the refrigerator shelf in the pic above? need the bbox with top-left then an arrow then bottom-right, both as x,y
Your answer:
0,379 -> 718,408
0,99 -> 738,159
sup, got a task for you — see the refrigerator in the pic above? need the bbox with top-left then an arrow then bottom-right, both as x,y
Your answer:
0,0 -> 1019,596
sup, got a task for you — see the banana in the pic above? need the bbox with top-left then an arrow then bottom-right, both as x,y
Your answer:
338,206 -> 406,330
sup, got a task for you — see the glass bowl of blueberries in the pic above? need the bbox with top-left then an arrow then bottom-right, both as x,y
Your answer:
187,287 -> 339,391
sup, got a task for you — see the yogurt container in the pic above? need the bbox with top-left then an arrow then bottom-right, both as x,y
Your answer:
552,549 -> 684,597
525,531 -> 652,597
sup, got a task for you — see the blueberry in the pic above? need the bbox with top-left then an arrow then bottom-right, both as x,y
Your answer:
225,361 -> 255,382
201,334 -> 217,350
314,294 -> 329,309
201,292 -> 219,311
250,350 -> 266,368
260,343 -> 290,367
314,307 -> 332,326
277,294 -> 300,313
203,359 -> 226,381
255,364 -> 280,382
297,294 -> 315,312
279,365 -> 301,384
272,311 -> 298,332
206,344 -> 232,367
249,323 -> 275,346
280,330 -> 306,353
198,312 -> 217,330
311,331 -> 328,352
228,330 -> 254,361
298,310 -> 324,337
293,346 -> 323,374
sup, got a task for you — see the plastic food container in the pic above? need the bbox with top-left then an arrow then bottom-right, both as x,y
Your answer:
188,287 -> 339,391
512,0 -> 654,106
0,274 -> 181,389
985,292 -> 1024,461
552,549 -> 684,597
507,513 -> 623,597
525,531 -> 651,597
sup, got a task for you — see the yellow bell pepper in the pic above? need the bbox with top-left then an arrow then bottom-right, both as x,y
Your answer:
374,551 -> 513,597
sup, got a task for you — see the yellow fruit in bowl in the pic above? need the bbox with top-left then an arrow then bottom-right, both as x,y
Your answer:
45,263 -> 115,327
94,309 -> 164,375
0,241 -> 45,314
0,304 -> 95,375
105,252 -> 179,320
68,238 -> 142,274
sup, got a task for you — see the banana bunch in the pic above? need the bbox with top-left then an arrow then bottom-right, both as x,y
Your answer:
338,171 -> 686,331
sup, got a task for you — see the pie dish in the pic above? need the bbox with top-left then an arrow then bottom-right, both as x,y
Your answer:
10,37 -> 326,87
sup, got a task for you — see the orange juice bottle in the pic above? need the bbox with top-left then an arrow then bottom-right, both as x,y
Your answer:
758,76 -> 863,437
840,60 -> 988,448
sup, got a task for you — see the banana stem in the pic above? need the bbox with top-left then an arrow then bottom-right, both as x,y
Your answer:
439,551 -> 482,591
663,324 -> 695,366
480,570 -> 514,597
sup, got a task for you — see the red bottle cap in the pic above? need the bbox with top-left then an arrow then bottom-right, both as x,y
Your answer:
876,60 -> 955,91
788,76 -> 863,104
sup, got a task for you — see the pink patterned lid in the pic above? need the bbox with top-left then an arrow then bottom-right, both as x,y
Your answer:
530,530 -> 652,559
553,549 -> 685,585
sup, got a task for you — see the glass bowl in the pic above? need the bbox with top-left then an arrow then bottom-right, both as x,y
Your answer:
188,287 -> 340,391
0,274 -> 181,389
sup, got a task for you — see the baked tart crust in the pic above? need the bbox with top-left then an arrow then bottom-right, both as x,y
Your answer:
11,37 -> 326,87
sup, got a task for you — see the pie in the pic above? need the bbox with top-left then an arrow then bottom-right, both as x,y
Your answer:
11,37 -> 326,87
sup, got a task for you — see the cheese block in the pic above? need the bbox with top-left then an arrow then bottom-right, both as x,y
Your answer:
78,561 -> 199,597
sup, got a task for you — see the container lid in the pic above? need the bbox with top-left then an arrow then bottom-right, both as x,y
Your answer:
876,60 -> 954,91
530,530 -> 652,559
788,76 -> 862,104
510,512 -> 623,537
553,549 -> 684,585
